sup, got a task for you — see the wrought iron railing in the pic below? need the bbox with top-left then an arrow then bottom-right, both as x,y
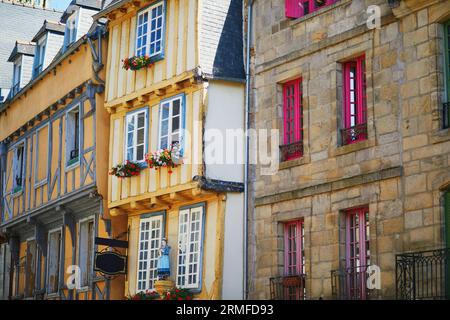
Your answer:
270,274 -> 306,300
279,141 -> 303,162
396,248 -> 450,300
340,123 -> 368,146
443,102 -> 450,129
331,265 -> 373,300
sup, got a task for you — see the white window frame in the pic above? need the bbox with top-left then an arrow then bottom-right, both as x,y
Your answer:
46,227 -> 62,295
136,214 -> 164,293
12,58 -> 22,95
124,108 -> 148,163
77,217 -> 95,291
158,95 -> 184,151
176,205 -> 205,290
34,123 -> 50,188
65,104 -> 81,170
135,1 -> 165,58
12,141 -> 25,193
65,12 -> 78,47
34,36 -> 47,77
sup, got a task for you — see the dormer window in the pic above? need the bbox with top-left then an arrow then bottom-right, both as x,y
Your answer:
12,59 -> 22,95
65,12 -> 78,47
33,36 -> 47,77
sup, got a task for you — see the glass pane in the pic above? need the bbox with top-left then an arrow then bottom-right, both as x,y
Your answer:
137,145 -> 144,161
173,100 -> 180,115
137,113 -> 145,128
137,128 -> 145,144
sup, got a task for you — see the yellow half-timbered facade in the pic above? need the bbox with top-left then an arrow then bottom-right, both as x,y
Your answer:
97,0 -> 245,299
0,0 -> 126,300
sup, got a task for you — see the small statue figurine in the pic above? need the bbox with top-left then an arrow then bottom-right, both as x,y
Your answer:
157,238 -> 171,280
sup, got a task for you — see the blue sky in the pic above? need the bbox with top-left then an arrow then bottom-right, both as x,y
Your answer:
46,0 -> 72,11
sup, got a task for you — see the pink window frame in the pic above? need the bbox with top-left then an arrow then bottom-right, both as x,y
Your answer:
345,206 -> 370,299
284,220 -> 304,276
286,0 -> 336,19
342,55 -> 367,144
282,78 -> 303,160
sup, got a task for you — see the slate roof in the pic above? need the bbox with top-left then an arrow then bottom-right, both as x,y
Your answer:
0,1 -> 62,88
61,0 -> 103,22
31,20 -> 65,42
7,41 -> 36,62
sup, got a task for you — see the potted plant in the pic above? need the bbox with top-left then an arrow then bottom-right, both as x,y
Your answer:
127,290 -> 160,300
122,55 -> 154,71
145,143 -> 183,174
162,288 -> 194,301
109,160 -> 142,178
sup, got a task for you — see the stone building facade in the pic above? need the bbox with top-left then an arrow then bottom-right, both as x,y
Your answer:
248,0 -> 450,299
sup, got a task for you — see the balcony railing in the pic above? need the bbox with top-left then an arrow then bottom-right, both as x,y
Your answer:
443,102 -> 450,129
340,123 -> 368,146
396,248 -> 450,300
270,274 -> 306,300
279,141 -> 303,162
331,265 -> 373,300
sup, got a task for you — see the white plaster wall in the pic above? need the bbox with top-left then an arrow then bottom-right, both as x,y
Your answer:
204,80 -> 245,182
222,192 -> 244,299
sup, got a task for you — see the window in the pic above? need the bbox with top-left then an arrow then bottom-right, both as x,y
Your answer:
25,239 -> 37,298
66,105 -> 80,167
65,13 -> 78,47
284,220 -> 304,276
136,214 -> 164,292
35,124 -> 49,185
46,229 -> 62,294
12,143 -> 25,193
12,60 -> 22,95
159,95 -> 184,151
285,0 -> 336,19
345,207 -> 370,299
125,108 -> 148,162
78,219 -> 94,289
443,21 -> 450,129
282,79 -> 303,161
342,55 -> 367,145
176,205 -> 204,290
33,36 -> 46,77
136,2 -> 165,58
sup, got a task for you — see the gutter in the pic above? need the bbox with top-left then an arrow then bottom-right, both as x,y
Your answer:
243,0 -> 255,301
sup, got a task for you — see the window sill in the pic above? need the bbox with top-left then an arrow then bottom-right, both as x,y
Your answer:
66,157 -> 80,171
46,292 -> 59,299
430,127 -> 450,144
12,187 -> 23,197
331,139 -> 375,157
279,154 -> 311,170
289,0 -> 350,27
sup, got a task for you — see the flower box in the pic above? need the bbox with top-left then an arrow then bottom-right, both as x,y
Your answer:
122,55 -> 153,71
145,143 -> 183,174
109,160 -> 142,178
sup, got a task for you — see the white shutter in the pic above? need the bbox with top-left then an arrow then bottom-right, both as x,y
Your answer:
176,206 -> 204,289
136,215 -> 163,292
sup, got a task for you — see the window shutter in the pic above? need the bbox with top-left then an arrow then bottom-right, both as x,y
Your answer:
285,0 -> 301,18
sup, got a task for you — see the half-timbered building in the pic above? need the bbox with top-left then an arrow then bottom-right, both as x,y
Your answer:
95,0 -> 246,299
0,0 -> 126,300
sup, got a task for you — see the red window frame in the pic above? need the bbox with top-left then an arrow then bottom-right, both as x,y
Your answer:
286,0 -> 336,19
282,78 -> 303,160
284,220 -> 304,276
345,207 -> 370,299
342,55 -> 367,144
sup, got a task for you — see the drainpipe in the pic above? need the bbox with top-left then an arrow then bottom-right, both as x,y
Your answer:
244,0 -> 255,301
